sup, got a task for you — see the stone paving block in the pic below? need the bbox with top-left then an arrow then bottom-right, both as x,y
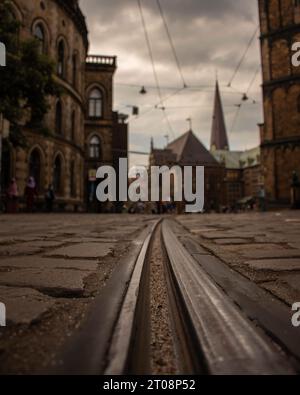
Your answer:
281,274 -> 300,293
262,274 -> 300,305
13,236 -> 47,242
245,258 -> 300,271
0,269 -> 91,296
62,237 -> 117,244
0,244 -> 43,257
0,241 -> 66,257
45,243 -> 115,259
214,238 -> 253,245
288,243 -> 300,250
0,286 -> 55,325
200,232 -> 252,240
26,241 -> 65,248
241,248 -> 300,260
0,257 -> 98,271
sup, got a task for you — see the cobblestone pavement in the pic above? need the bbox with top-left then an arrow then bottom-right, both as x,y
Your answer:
176,211 -> 300,306
1,212 -> 299,374
0,214 -> 155,374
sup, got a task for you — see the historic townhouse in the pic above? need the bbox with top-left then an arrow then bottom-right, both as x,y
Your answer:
1,0 -> 127,211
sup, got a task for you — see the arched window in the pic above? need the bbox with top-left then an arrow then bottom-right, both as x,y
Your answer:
33,23 -> 45,53
55,100 -> 62,135
72,53 -> 77,87
57,40 -> 65,77
53,155 -> 62,193
88,88 -> 103,118
71,110 -> 76,141
89,135 -> 101,159
70,160 -> 76,197
29,149 -> 41,189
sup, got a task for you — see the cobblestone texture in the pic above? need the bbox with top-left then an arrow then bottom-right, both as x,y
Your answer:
176,211 -> 300,306
0,214 -> 155,374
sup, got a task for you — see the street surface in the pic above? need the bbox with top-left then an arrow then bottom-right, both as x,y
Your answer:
177,211 -> 300,305
0,214 -> 155,374
0,211 -> 299,374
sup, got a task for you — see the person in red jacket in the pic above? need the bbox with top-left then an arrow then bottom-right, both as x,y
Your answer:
24,177 -> 38,212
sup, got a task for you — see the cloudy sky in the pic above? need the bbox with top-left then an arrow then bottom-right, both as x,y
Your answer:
80,0 -> 262,166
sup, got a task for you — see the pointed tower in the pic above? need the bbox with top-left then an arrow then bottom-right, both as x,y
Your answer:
210,81 -> 229,151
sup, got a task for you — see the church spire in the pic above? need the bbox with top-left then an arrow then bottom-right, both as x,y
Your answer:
210,80 -> 229,151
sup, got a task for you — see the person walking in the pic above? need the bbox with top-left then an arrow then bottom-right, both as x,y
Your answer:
258,185 -> 266,212
6,178 -> 19,213
24,177 -> 38,212
45,184 -> 55,213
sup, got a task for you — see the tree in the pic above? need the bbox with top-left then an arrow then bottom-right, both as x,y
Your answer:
0,0 -> 60,146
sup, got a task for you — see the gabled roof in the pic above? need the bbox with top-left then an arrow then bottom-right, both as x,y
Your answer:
210,81 -> 229,151
167,130 -> 218,165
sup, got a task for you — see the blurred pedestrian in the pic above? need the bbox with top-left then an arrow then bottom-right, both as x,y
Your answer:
258,186 -> 266,212
6,178 -> 19,213
24,177 -> 38,212
45,184 -> 55,212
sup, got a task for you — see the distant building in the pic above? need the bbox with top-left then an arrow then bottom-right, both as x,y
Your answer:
258,0 -> 300,205
1,0 -> 127,212
149,80 -> 264,211
212,148 -> 262,208
150,130 -> 225,212
210,81 -> 263,208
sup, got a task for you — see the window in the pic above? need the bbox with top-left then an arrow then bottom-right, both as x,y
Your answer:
33,24 -> 45,53
29,149 -> 41,189
71,110 -> 76,141
55,101 -> 62,135
89,135 -> 101,159
72,53 -> 77,87
88,89 -> 103,118
53,155 -> 62,193
57,40 -> 65,77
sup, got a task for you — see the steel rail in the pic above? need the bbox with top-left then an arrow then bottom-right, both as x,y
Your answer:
52,220 -> 160,375
161,219 -> 295,375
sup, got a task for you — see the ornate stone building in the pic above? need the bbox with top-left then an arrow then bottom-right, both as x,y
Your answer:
1,0 -> 127,211
258,0 -> 300,204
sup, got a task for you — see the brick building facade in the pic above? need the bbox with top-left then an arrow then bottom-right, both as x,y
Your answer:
258,0 -> 300,204
1,0 -> 127,211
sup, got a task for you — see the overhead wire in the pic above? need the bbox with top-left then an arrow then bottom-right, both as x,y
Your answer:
156,0 -> 187,88
227,25 -> 259,87
229,64 -> 261,134
137,0 -> 175,139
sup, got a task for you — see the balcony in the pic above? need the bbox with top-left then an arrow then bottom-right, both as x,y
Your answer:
86,55 -> 117,68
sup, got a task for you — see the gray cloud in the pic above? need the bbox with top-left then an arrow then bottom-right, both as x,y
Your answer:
80,0 -> 262,166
